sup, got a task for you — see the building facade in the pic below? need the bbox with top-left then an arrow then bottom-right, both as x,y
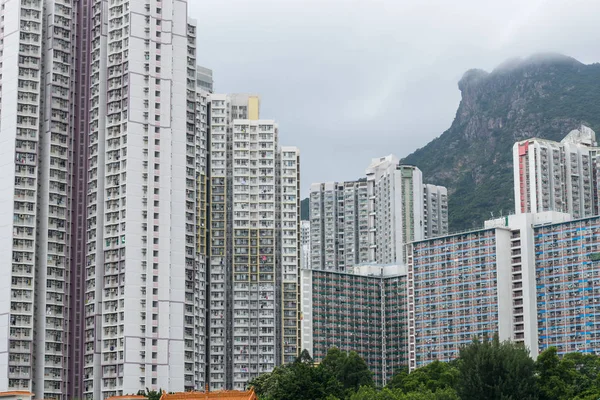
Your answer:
0,0 -> 85,397
0,0 -> 300,397
514,125 -> 600,219
407,228 -> 513,370
407,212 -> 573,370
309,156 -> 447,271
309,181 -> 369,271
300,221 -> 311,270
366,156 -> 448,264
197,66 -> 214,93
207,94 -> 300,391
82,3 -> 207,398
301,265 -> 408,386
423,184 -> 449,238
534,216 -> 600,357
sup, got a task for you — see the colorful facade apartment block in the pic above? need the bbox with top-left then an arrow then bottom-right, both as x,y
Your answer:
301,265 -> 408,386
407,228 -> 512,369
535,217 -> 600,355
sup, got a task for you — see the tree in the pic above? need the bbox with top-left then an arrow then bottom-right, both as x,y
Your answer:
387,362 -> 458,393
456,335 -> 537,400
338,351 -> 374,392
402,388 -> 460,400
297,349 -> 314,365
386,367 -> 409,390
137,388 -> 162,400
349,386 -> 386,400
320,347 -> 348,382
535,347 -> 571,400
317,348 -> 373,397
248,349 -> 344,400
561,352 -> 600,396
536,347 -> 600,400
349,387 -> 459,400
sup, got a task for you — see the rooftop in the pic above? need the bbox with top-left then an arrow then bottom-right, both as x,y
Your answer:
159,388 -> 257,400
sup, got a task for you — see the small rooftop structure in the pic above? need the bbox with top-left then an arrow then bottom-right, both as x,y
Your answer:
159,388 -> 258,400
561,124 -> 596,146
0,392 -> 34,400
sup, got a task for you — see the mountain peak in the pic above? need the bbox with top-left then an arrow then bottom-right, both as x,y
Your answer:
458,69 -> 489,91
401,54 -> 600,230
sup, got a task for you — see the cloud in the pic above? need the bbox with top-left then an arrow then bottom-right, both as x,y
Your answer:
188,0 -> 600,195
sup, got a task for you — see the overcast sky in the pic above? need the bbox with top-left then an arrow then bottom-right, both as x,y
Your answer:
189,0 -> 600,196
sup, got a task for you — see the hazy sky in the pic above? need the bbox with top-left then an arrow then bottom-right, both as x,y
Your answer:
189,0 -> 600,195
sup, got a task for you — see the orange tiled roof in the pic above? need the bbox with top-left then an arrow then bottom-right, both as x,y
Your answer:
0,392 -> 34,398
159,388 -> 257,400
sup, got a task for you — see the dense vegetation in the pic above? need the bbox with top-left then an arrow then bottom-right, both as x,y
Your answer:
250,336 -> 600,400
301,54 -> 600,230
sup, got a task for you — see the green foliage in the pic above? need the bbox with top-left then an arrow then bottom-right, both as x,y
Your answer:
456,335 -> 537,400
249,348 -> 347,400
252,342 -> 600,399
349,386 -> 459,400
137,388 -> 162,400
387,362 -> 458,394
535,347 -> 600,400
338,351 -> 374,392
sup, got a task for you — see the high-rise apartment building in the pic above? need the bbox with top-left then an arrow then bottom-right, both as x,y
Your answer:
0,0 -> 221,398
309,157 -> 447,272
514,125 -> 600,219
300,221 -> 311,270
407,228 -> 511,369
423,184 -> 449,238
406,212 -> 572,370
0,0 -> 84,398
532,216 -> 600,356
197,66 -> 214,93
309,156 -> 447,274
83,4 -> 206,398
207,94 -> 300,391
301,264 -> 408,386
0,0 -> 89,398
367,156 -> 449,264
309,180 -> 369,271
